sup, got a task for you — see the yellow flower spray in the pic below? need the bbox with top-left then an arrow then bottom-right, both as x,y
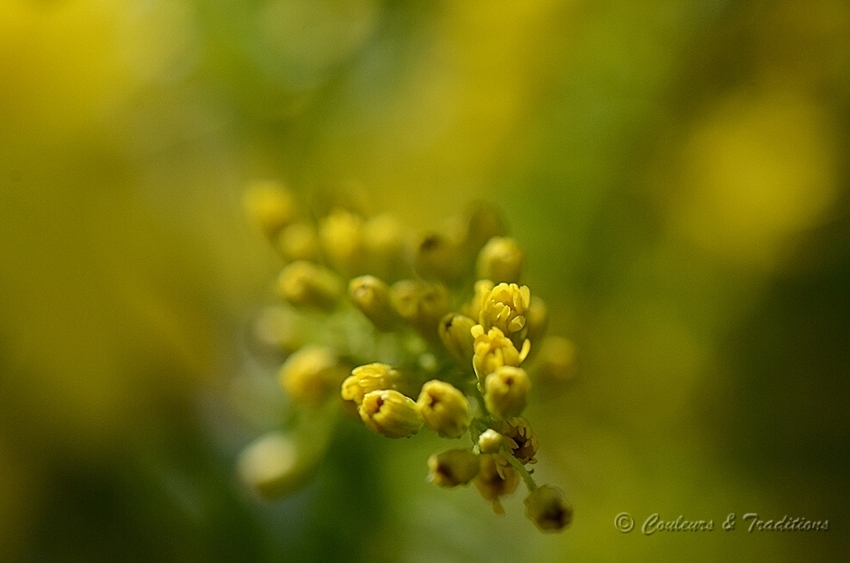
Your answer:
239,182 -> 577,532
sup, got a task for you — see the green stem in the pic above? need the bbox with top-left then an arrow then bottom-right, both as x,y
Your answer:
502,450 -> 538,492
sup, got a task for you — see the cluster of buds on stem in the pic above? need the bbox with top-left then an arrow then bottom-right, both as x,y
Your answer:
240,180 -> 577,532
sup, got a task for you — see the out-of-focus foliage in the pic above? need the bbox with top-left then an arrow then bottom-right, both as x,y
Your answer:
0,0 -> 848,561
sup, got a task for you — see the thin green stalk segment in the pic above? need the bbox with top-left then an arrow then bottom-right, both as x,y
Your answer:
502,449 -> 538,492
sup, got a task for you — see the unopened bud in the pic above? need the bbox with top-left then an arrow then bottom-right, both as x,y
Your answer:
276,261 -> 343,310
428,449 -> 480,487
390,279 -> 423,321
524,485 -> 573,532
319,208 -> 366,278
414,231 -> 464,282
463,201 -> 506,256
417,380 -> 471,439
278,346 -> 345,406
277,222 -> 321,262
364,214 -> 413,281
237,432 -> 311,499
462,279 -> 494,322
438,313 -> 476,364
244,181 -> 297,239
416,284 -> 452,340
358,389 -> 424,439
525,296 -> 549,345
349,276 -> 400,331
253,305 -> 304,353
484,366 -> 530,419
477,429 -> 504,454
390,280 -> 451,341
476,237 -> 524,283
533,336 -> 578,385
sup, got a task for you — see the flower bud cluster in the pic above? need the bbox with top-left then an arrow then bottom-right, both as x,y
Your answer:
241,186 -> 576,532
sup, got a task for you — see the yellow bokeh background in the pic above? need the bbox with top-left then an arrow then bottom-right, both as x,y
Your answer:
1,0 -> 848,561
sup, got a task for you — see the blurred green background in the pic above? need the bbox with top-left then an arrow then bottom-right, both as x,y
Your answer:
1,0 -> 848,561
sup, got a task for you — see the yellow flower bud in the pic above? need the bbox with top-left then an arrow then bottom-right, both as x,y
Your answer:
474,453 -> 520,514
484,366 -> 531,419
349,276 -> 400,331
532,336 -> 578,385
253,305 -> 305,353
477,429 -> 504,454
341,363 -> 401,405
414,230 -> 464,282
364,214 -> 413,281
416,284 -> 451,336
277,221 -> 321,262
471,324 -> 530,386
496,417 -> 538,465
525,296 -> 548,345
244,181 -> 297,239
278,346 -> 346,406
438,313 -> 476,365
524,485 -> 573,532
389,279 -> 422,321
319,208 -> 366,278
390,280 -> 451,341
479,282 -> 532,341
462,201 -> 506,256
428,449 -> 480,487
476,237 -> 524,283
462,279 -> 495,322
236,432 -> 311,499
417,380 -> 471,439
358,389 -> 424,439
276,261 -> 344,310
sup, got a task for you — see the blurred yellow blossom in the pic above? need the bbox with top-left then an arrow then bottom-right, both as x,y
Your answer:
348,276 -> 400,331
524,485 -> 573,533
244,181 -> 298,240
473,453 -> 520,515
278,345 -> 345,406
427,449 -> 480,488
476,236 -> 525,283
276,261 -> 344,310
